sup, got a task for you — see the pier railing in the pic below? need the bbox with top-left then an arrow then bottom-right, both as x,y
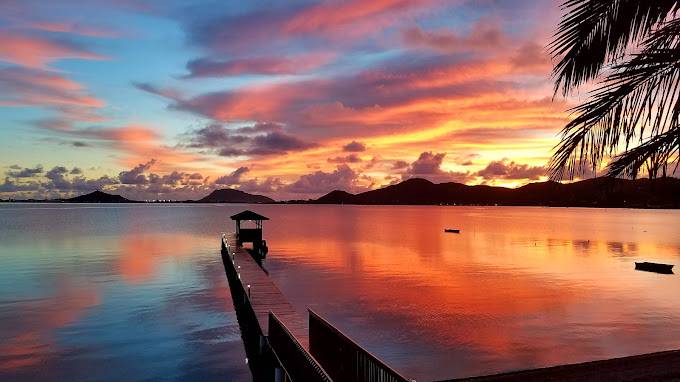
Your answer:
268,312 -> 333,382
221,234 -> 277,380
221,235 -> 260,350
308,309 -> 410,382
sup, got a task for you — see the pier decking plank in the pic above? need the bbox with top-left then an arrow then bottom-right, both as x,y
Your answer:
224,233 -> 309,348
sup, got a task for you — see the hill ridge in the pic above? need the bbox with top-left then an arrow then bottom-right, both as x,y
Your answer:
65,190 -> 131,203
312,177 -> 680,208
197,188 -> 274,203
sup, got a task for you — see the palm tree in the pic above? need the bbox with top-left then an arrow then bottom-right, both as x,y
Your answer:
549,0 -> 680,180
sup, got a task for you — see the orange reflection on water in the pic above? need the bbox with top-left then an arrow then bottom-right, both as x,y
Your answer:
0,281 -> 99,371
259,206 -> 680,379
117,233 -> 207,284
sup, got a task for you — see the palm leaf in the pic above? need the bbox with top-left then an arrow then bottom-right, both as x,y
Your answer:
550,17 -> 680,179
550,0 -> 679,96
605,126 -> 680,177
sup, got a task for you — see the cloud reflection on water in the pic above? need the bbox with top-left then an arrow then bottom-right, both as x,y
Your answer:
259,206 -> 680,380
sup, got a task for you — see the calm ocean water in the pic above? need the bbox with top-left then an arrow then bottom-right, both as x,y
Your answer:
1,204 -> 679,381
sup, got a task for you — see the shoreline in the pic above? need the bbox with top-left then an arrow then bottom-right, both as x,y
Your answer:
1,200 -> 679,210
444,349 -> 680,381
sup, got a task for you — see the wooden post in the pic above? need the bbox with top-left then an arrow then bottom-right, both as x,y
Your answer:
259,335 -> 266,355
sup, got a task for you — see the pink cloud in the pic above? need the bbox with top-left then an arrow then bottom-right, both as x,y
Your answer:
74,125 -> 203,171
147,50 -> 557,148
0,31 -> 106,68
186,0 -> 447,55
0,67 -> 104,109
172,82 -> 319,121
284,0 -> 431,36
79,125 -> 161,143
0,27 -> 109,138
27,22 -> 121,38
168,2 -> 559,157
35,123 -> 173,167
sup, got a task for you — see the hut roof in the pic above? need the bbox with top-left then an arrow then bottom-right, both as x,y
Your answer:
230,210 -> 269,221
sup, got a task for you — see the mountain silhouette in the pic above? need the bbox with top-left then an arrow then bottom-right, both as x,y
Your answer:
198,188 -> 274,203
65,190 -> 131,203
315,190 -> 356,204
313,177 -> 680,208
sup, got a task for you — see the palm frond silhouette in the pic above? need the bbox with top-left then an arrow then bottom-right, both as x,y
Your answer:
549,0 -> 680,179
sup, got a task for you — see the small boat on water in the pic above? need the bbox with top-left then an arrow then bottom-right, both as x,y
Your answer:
635,262 -> 674,274
444,229 -> 460,234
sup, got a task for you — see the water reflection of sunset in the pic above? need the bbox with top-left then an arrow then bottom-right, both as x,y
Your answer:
258,206 -> 680,379
0,281 -> 99,371
1,204 -> 678,381
117,233 -> 205,284
0,204 -> 252,381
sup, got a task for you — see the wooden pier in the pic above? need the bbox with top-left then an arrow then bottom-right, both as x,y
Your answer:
222,233 -> 308,346
221,233 -> 328,381
220,232 -> 409,382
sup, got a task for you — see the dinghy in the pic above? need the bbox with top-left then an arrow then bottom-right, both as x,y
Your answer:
635,262 -> 674,274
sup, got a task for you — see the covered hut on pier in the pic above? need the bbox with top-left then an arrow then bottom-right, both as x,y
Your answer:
230,210 -> 269,257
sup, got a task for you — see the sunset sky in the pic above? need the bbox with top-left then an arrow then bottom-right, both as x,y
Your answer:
0,0 -> 577,200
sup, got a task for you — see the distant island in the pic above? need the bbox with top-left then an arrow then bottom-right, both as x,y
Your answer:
196,188 -> 274,204
2,177 -> 678,208
63,190 -> 133,203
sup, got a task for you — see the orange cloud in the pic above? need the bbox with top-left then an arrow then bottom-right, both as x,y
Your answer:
87,124 -> 161,142
76,124 -> 204,172
284,0 -> 430,35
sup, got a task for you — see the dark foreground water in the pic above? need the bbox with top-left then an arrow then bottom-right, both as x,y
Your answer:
1,204 -> 679,381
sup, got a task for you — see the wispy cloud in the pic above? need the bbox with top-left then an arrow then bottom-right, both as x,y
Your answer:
0,31 -> 106,68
